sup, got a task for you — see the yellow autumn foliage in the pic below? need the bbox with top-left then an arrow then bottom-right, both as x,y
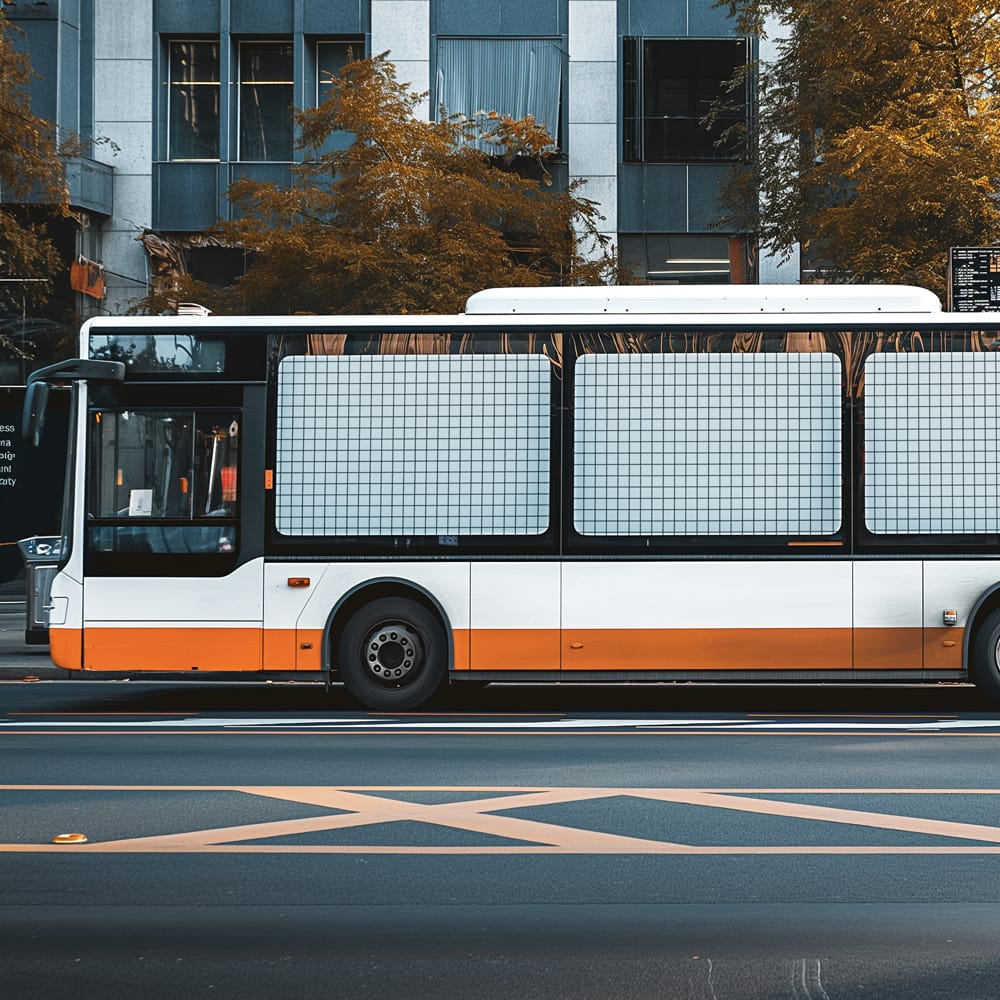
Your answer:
164,53 -> 621,316
718,0 -> 1000,294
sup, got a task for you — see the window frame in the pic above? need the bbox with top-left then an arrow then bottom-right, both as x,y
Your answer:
237,39 -> 295,163
84,398 -> 243,576
315,39 -> 360,106
434,36 -> 565,153
623,36 -> 750,164
166,38 -> 221,162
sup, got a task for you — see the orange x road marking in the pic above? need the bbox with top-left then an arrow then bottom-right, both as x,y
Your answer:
3,786 -> 1000,854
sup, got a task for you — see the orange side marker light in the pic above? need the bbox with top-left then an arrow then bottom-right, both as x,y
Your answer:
287,578 -> 311,588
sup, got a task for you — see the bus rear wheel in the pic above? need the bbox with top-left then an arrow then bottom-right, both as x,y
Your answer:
971,609 -> 1000,706
337,596 -> 447,711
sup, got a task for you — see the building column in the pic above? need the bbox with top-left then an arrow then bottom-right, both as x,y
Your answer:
372,0 -> 431,119
756,12 -> 800,284
567,0 -> 617,262
92,0 -> 154,312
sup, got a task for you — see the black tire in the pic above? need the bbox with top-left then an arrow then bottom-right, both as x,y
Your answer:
337,596 -> 447,711
971,609 -> 1000,707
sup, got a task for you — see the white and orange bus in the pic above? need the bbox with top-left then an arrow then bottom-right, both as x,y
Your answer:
22,283 -> 1000,709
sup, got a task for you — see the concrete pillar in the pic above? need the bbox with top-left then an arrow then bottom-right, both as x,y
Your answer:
371,0 -> 430,119
567,0 -> 618,265
92,0 -> 154,312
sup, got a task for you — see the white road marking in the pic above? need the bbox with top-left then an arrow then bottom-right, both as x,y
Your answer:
0,715 -> 998,731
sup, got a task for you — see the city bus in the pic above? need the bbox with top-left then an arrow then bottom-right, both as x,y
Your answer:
21,283 -> 1000,710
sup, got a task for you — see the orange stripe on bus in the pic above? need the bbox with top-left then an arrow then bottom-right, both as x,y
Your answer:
262,629 -> 297,671
560,628 -> 854,671
924,627 -> 965,670
452,630 -> 470,672
49,628 -> 82,670
855,627 -> 925,670
82,627 -> 262,672
261,629 -> 325,671
47,625 -> 967,674
467,628 -> 560,671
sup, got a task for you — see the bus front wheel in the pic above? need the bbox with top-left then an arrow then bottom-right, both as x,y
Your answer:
972,609 -> 1000,706
337,597 -> 447,711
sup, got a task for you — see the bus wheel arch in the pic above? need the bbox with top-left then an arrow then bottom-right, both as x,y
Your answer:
325,580 -> 451,711
967,588 -> 1000,705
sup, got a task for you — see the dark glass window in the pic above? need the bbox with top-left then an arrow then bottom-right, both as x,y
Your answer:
624,38 -> 747,163
86,408 -> 240,557
168,41 -> 220,160
239,42 -> 294,161
317,41 -> 354,104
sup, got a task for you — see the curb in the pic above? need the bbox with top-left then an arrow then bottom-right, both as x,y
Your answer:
0,651 -> 75,681
0,642 -> 131,681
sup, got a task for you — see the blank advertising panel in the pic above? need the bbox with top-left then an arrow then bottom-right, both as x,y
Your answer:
573,353 -> 842,536
865,352 -> 1000,534
275,354 -> 550,537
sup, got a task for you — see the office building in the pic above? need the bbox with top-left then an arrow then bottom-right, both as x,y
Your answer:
2,0 -> 786,324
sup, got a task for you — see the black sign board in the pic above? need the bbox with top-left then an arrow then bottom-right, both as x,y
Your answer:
949,247 -> 1000,312
0,387 -> 69,591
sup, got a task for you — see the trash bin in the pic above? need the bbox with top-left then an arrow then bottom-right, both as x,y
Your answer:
17,536 -> 62,645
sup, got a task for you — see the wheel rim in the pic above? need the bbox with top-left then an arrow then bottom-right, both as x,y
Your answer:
362,620 -> 425,687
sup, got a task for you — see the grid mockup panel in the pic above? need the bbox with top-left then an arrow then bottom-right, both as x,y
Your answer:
276,354 -> 550,536
865,353 -> 1000,534
573,353 -> 842,536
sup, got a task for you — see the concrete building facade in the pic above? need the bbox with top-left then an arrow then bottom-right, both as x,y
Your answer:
3,0 -> 773,320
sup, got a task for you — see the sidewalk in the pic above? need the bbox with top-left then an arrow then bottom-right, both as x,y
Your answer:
0,601 -> 70,680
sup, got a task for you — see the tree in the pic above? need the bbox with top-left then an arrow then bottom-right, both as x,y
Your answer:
0,8 -> 68,317
717,0 -> 1000,295
153,53 -> 620,315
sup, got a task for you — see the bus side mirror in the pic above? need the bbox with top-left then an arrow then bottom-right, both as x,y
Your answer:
22,381 -> 50,447
21,358 -> 125,447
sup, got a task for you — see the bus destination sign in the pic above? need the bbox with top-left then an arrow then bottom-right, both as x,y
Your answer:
949,246 -> 1000,312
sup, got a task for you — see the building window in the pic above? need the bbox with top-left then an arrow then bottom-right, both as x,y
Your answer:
239,42 -> 294,161
436,38 -> 563,151
623,38 -> 747,163
619,234 -> 736,283
317,41 -> 356,105
168,41 -> 220,160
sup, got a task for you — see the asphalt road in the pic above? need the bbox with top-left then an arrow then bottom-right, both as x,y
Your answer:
4,604 -> 1000,998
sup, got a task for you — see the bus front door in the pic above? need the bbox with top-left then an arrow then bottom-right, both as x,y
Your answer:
79,390 -> 264,673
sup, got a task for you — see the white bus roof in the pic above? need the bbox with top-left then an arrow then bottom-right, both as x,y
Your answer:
464,285 -> 943,315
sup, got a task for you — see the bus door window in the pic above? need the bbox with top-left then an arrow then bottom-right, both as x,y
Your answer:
194,415 -> 239,516
87,408 -> 240,557
89,410 -> 200,517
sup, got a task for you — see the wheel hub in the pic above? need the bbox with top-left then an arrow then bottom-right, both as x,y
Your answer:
364,622 -> 423,684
